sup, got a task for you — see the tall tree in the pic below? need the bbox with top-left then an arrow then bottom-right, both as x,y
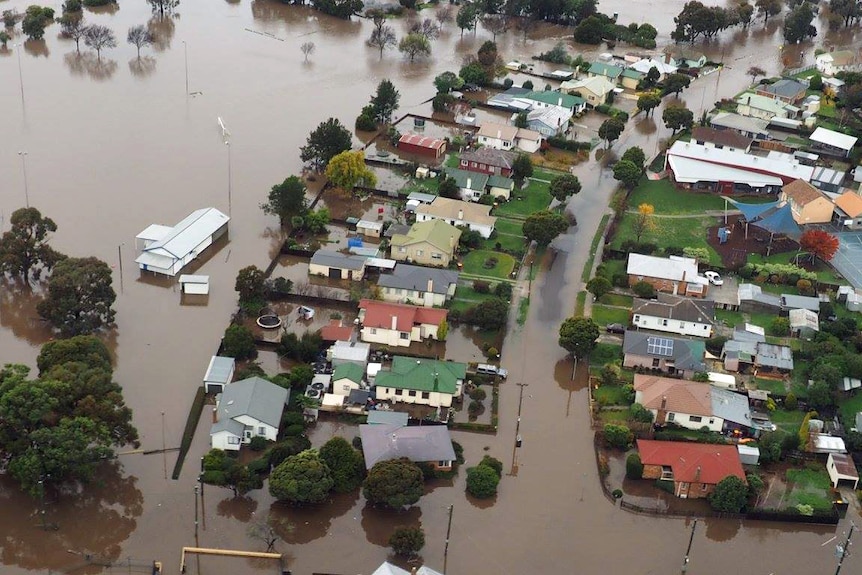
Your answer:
268,449 -> 334,504
371,79 -> 400,124
662,105 -> 694,134
613,160 -> 641,190
558,317 -> 600,359
662,73 -> 691,96
367,11 -> 396,58
21,6 -> 54,40
435,5 -> 454,27
319,436 -> 365,493
456,3 -> 479,37
300,41 -> 315,62
598,116 -> 625,148
261,175 -> 307,226
310,0 -> 363,19
325,150 -> 377,192
708,476 -> 749,512
37,257 -> 116,337
83,25 -> 117,60
37,334 -> 111,374
398,33 -> 431,62
549,174 -> 582,202
747,65 -> 766,84
410,18 -> 441,40
300,118 -> 353,171
800,229 -> 839,262
512,153 -> 534,184
756,0 -> 782,23
235,265 -> 267,304
481,14 -> 509,41
621,146 -> 646,169
523,210 -> 569,246
127,24 -> 153,59
59,14 -> 87,53
633,203 -> 655,242
389,526 -> 426,557
783,2 -> 817,44
434,71 -> 463,93
147,0 -> 180,17
830,0 -> 861,27
0,207 -> 64,282
636,92 -> 661,116
363,458 -> 424,509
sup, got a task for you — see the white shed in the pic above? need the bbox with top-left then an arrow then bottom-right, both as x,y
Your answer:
179,274 -> 210,295
203,356 -> 235,394
357,220 -> 384,238
707,372 -> 738,390
135,208 -> 230,276
827,453 -> 859,490
737,444 -> 760,466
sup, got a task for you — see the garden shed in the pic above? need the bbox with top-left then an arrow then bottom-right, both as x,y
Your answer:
827,453 -> 859,490
203,355 -> 235,394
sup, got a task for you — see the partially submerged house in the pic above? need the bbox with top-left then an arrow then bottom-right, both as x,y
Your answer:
631,293 -> 715,338
359,423 -> 457,470
210,377 -> 289,450
476,122 -> 544,153
523,90 -> 586,115
779,179 -> 834,225
587,61 -> 624,83
328,340 -> 371,368
203,355 -> 235,394
622,331 -> 706,378
331,363 -> 364,396
561,75 -> 615,107
626,253 -> 707,297
358,300 -> 448,348
415,197 -> 497,239
135,207 -> 230,276
736,93 -> 799,120
526,106 -> 573,137
374,356 -> 466,408
709,112 -> 770,139
816,49 -> 858,76
377,264 -> 459,307
389,220 -> 461,267
308,250 -> 368,280
665,46 -> 707,69
755,78 -> 807,104
637,439 -> 746,499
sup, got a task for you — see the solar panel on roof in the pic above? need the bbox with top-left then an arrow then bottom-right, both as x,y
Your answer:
647,337 -> 674,357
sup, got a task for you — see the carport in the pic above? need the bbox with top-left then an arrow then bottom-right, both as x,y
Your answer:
833,233 -> 862,289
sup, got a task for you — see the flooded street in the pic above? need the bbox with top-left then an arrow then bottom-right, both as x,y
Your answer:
2,0 -> 862,573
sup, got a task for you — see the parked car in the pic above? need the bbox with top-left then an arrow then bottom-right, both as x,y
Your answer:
606,323 -> 626,334
704,271 -> 723,286
476,364 -> 508,379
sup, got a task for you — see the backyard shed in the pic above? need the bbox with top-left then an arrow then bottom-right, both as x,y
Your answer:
309,250 -> 367,280
135,207 -> 230,276
203,355 -> 235,394
827,453 -> 859,490
398,134 -> 447,159
356,220 -> 384,238
809,127 -> 858,158
737,444 -> 760,466
179,274 -> 210,295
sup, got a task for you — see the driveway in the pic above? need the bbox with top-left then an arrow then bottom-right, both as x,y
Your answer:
833,232 -> 862,289
704,274 -> 739,307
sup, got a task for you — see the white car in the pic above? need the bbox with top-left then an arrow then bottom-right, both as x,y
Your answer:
704,271 -> 723,286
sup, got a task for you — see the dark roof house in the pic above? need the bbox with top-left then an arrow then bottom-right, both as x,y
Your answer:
359,423 -> 457,469
632,293 -> 715,324
691,126 -> 753,151
622,331 -> 707,373
377,264 -> 460,295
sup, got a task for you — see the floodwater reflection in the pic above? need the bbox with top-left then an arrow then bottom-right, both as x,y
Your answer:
360,504 -> 422,547
64,51 -> 118,81
0,280 -> 52,347
23,39 -> 49,58
269,490 -> 359,544
148,14 -> 177,53
128,56 -> 157,79
217,494 -> 259,522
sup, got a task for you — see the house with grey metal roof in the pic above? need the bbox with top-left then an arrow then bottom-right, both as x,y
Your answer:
755,78 -> 807,104
622,331 -> 706,378
309,249 -> 368,281
367,411 -> 410,426
711,387 -> 752,430
709,112 -> 770,139
632,294 -> 715,338
203,355 -> 235,394
377,264 -> 459,307
359,423 -> 457,470
210,377 -> 290,451
328,340 -> 371,367
781,293 -> 821,312
737,283 -> 782,313
721,328 -> 794,373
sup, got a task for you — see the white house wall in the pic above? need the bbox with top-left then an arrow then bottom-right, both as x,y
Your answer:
515,139 -> 541,153
332,378 -> 360,396
631,315 -> 713,338
652,410 -> 723,432
211,430 -> 242,451
380,287 -> 447,308
376,386 -> 453,408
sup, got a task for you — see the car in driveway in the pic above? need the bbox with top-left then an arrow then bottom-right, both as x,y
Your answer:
605,323 -> 626,334
704,271 -> 723,286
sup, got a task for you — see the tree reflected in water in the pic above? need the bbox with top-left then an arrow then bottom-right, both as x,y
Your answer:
128,56 -> 157,79
64,51 -> 118,81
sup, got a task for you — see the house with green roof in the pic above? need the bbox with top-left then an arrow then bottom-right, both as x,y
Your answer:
588,62 -> 624,84
487,174 -> 514,200
523,90 -> 586,114
620,68 -> 644,90
332,363 -> 365,396
390,219 -> 461,267
444,167 -> 489,201
375,356 -> 467,408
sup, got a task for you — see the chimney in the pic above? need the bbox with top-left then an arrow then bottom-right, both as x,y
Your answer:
391,315 -> 397,331
665,51 -> 671,65
411,569 -> 418,575
212,407 -> 218,424
497,129 -> 502,139
427,278 -> 434,293
558,96 -> 563,106
458,209 -> 464,220
694,466 -> 701,482
466,178 -> 472,191
660,396 -> 667,411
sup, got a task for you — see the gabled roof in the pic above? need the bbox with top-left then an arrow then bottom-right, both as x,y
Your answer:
780,293 -> 821,312
630,58 -> 677,75
835,191 -> 862,218
374,356 -> 466,395
310,250 -> 367,270
637,439 -> 746,485
515,127 -> 542,142
216,377 -> 289,429
399,133 -> 446,150
632,293 -> 715,324
416,197 -> 497,228
691,126 -> 752,150
527,106 -> 572,130
488,174 -> 514,189
523,90 -> 585,109
666,46 -> 705,62
621,68 -> 645,80
333,362 -> 364,384
330,340 -> 371,362
634,374 -> 712,416
710,387 -> 751,426
204,356 -> 235,385
781,179 -> 830,206
444,167 -> 489,191
136,207 -> 229,265
377,264 -> 459,295
736,93 -> 795,115
459,148 -> 516,169
737,283 -> 782,308
754,342 -> 794,370
588,61 -> 623,79
359,424 -> 456,469
623,331 -> 706,372
390,220 -> 461,252
709,112 -> 770,136
565,75 -> 616,96
359,300 -> 448,332
810,127 -> 858,152
667,141 -> 814,183
819,50 -> 857,67
758,78 -> 806,99
477,122 -> 518,141
320,320 -> 354,342
626,253 -> 699,282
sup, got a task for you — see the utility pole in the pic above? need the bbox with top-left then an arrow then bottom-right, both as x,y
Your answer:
443,504 -> 454,574
680,518 -> 697,574
226,140 -> 232,217
509,383 -> 528,476
835,523 -> 855,575
194,484 -> 200,545
18,151 -> 30,208
16,43 -> 25,110
182,41 -> 189,95
117,243 -> 124,293
161,412 -> 167,480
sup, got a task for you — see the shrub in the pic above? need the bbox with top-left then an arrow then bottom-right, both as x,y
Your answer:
630,403 -> 654,423
389,526 -> 425,557
249,436 -> 269,451
625,453 -> 643,479
473,280 -> 490,293
632,281 -> 656,299
612,488 -> 623,498
784,392 -> 798,410
469,387 -> 487,401
355,113 -> 376,131
478,455 -> 503,477
603,424 -> 633,449
466,464 -> 500,498
247,458 -> 270,476
769,317 -> 790,336
494,282 -> 513,299
796,278 -> 814,296
486,346 -> 499,359
522,80 -> 533,89
222,324 -> 257,360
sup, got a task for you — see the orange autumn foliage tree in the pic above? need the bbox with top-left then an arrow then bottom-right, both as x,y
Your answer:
800,229 -> 839,262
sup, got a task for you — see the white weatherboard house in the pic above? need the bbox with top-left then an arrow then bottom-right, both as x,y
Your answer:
210,377 -> 289,451
631,294 -> 715,338
135,207 -> 230,276
203,355 -> 235,394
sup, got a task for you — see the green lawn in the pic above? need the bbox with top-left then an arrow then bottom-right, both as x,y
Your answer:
715,309 -> 744,327
596,258 -> 626,282
593,385 -> 632,406
786,467 -> 834,511
590,343 -> 623,366
494,179 -> 552,218
599,293 -> 632,307
771,409 -> 806,435
748,252 -> 847,284
597,410 -> 630,423
838,390 -> 862,427
484,218 -> 526,254
610,212 -> 722,265
461,250 -> 516,279
444,154 -> 459,168
533,167 -> 567,182
454,284 -> 499,303
753,377 -> 787,395
627,178 -> 729,215
575,290 -> 586,316
400,177 -> 441,196
591,304 -> 630,326
517,296 -> 529,326
582,214 -> 612,282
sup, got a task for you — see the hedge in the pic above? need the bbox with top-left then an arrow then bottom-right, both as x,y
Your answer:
547,135 -> 592,151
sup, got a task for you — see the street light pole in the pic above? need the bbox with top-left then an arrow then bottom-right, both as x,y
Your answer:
835,523 -> 855,575
509,383 -> 528,476
680,518 -> 697,574
117,243 -> 124,293
16,43 -> 25,109
194,484 -> 199,545
443,504 -> 454,574
226,141 -> 232,217
18,151 -> 30,208
183,41 -> 189,95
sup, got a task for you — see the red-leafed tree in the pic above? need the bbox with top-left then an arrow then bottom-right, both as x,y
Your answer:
800,229 -> 839,262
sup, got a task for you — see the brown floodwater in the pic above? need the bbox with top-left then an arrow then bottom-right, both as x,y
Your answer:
2,1 -> 862,574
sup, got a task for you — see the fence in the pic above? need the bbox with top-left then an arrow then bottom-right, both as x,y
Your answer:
784,64 -> 815,77
619,495 -> 840,524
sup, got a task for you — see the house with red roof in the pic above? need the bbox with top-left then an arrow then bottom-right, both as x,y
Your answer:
320,319 -> 354,343
637,439 -> 746,499
358,299 -> 448,348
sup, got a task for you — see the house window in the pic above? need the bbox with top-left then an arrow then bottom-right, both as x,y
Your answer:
667,413 -> 675,422
701,483 -> 709,492
431,253 -> 442,260
400,332 -> 409,340
679,322 -> 685,329
228,436 -> 241,445
409,390 -> 417,397
662,319 -> 668,327
416,250 -> 423,256
689,415 -> 702,423
421,392 -> 430,399
709,418 -> 714,424
395,389 -> 403,396
438,460 -> 452,467
369,328 -> 377,335
503,141 -> 510,148
471,162 -> 477,167
399,247 -> 406,253
633,315 -> 640,323
652,358 -> 660,368
258,426 -> 266,436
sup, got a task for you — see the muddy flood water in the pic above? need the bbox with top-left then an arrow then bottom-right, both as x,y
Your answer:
2,1 -> 862,574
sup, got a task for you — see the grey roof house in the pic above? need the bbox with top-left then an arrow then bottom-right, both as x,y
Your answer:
210,377 -> 290,451
622,330 -> 706,377
721,327 -> 794,373
711,387 -> 752,429
359,423 -> 457,470
377,264 -> 459,307
632,293 -> 715,338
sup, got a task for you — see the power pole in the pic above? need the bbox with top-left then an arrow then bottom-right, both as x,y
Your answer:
680,518 -> 697,574
509,383 -> 528,476
835,523 -> 855,575
194,484 -> 200,545
443,504 -> 454,574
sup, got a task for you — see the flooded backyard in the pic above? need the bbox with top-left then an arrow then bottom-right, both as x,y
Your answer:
2,0 -> 862,574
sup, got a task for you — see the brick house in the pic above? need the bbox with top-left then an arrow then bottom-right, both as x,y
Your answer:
458,148 -> 516,177
626,253 -> 708,298
637,439 -> 746,499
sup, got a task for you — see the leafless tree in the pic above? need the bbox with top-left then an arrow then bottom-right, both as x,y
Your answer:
367,11 -> 396,59
147,0 -> 180,17
127,24 -> 153,59
294,281 -> 311,296
60,14 -> 88,53
247,517 -> 293,553
514,16 -> 537,41
435,5 -> 453,28
84,25 -> 117,60
481,14 -> 509,42
300,41 -> 315,62
410,18 -> 440,40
